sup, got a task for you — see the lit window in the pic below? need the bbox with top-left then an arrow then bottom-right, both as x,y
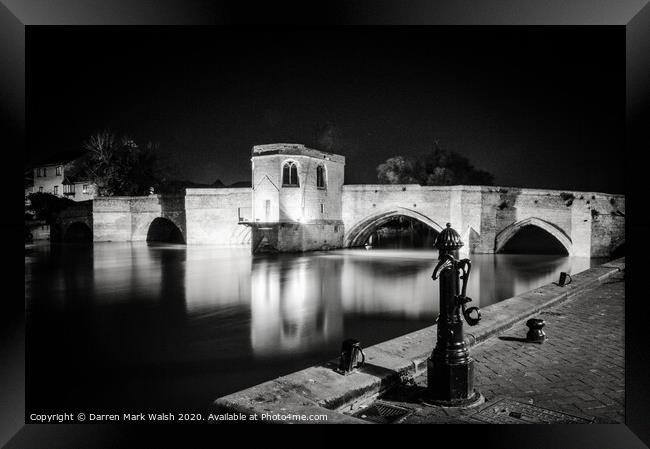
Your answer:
56,166 -> 62,176
83,184 -> 88,194
54,186 -> 58,195
316,165 -> 326,189
282,161 -> 299,187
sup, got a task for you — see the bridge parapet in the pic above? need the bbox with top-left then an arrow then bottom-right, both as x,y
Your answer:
56,200 -> 93,218
93,195 -> 186,212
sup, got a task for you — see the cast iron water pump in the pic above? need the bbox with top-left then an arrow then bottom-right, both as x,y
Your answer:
425,223 -> 482,406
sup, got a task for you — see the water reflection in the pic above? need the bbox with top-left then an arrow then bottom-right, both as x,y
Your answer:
26,242 -> 604,410
185,247 -> 250,312
335,249 -> 594,319
340,251 -> 434,318
250,257 -> 342,357
27,244 -> 599,356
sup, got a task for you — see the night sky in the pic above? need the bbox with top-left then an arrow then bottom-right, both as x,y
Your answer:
27,27 -> 624,193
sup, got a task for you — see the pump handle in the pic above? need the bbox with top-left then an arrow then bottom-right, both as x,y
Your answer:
432,254 -> 456,280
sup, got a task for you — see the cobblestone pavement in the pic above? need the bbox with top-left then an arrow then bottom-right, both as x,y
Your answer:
365,270 -> 625,424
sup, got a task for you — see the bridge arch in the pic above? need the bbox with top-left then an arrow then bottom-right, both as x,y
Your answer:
63,221 -> 93,243
146,217 -> 185,244
344,207 -> 444,247
495,217 -> 572,255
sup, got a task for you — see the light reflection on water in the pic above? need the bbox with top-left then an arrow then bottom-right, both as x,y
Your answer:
25,242 -> 603,410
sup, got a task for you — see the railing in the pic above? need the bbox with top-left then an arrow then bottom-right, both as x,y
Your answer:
238,207 -> 252,223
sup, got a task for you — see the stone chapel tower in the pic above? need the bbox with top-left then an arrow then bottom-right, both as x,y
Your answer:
249,143 -> 345,252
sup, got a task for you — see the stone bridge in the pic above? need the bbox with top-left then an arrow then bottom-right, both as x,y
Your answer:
51,200 -> 94,242
55,184 -> 624,258
54,190 -> 252,246
92,195 -> 187,243
341,185 -> 625,257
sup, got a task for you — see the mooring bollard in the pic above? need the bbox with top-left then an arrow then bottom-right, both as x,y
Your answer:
336,338 -> 365,375
424,223 -> 482,407
557,272 -> 572,287
526,318 -> 547,342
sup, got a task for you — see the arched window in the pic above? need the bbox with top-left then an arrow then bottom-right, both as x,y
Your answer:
282,161 -> 299,187
316,165 -> 326,189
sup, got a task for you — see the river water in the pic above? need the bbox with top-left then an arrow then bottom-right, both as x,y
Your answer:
25,242 -> 605,413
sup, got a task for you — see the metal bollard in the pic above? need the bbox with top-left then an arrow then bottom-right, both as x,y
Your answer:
526,318 -> 547,343
337,338 -> 365,375
557,272 -> 572,287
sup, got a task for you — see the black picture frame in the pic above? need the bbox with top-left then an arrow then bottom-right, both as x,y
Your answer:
2,1 -> 649,447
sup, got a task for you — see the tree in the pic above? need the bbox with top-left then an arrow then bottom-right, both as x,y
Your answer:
27,192 -> 75,224
377,141 -> 494,186
377,156 -> 420,184
70,130 -> 165,196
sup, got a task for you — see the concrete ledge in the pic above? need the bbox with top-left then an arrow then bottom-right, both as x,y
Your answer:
212,378 -> 366,424
212,257 -> 624,423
